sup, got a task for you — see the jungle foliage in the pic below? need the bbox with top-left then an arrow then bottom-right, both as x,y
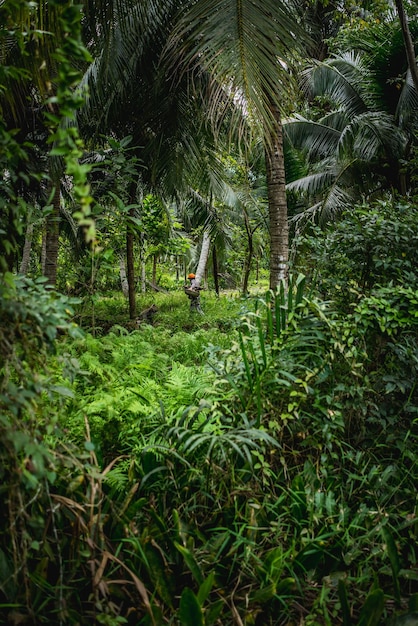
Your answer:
2,1 -> 418,625
3,200 -> 418,624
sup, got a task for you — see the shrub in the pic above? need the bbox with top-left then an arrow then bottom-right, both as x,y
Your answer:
296,199 -> 418,308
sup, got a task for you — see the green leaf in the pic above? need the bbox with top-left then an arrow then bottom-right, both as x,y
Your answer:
357,588 -> 384,626
174,541 -> 204,586
197,570 -> 215,606
205,599 -> 224,625
179,588 -> 203,626
144,542 -> 175,608
409,595 -> 418,612
50,385 -> 75,398
250,582 -> 276,604
276,577 -> 296,594
338,578 -> 352,626
382,525 -> 401,603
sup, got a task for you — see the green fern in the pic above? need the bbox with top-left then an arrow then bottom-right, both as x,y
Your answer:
164,363 -> 214,408
104,458 -> 132,493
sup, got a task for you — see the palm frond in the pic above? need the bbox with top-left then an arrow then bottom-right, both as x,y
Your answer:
288,152 -> 360,226
80,0 -> 177,133
287,45 -> 414,213
286,170 -> 335,197
291,182 -> 354,228
315,182 -> 355,224
339,112 -> 406,161
284,115 -> 341,159
167,420 -> 280,468
319,110 -> 351,132
396,69 -> 418,131
166,0 -> 308,133
301,52 -> 369,116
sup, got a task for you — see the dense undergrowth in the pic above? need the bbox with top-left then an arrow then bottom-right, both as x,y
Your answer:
2,200 -> 418,625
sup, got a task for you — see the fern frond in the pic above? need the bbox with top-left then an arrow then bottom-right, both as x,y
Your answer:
104,458 -> 131,493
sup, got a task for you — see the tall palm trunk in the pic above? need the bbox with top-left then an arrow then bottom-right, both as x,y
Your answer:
194,229 -> 211,288
176,256 -> 180,282
186,229 -> 210,314
137,230 -> 146,293
264,101 -> 288,289
41,231 -> 46,274
44,181 -> 60,286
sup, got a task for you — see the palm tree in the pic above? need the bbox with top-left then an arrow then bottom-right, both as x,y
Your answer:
43,182 -> 61,284
167,0 -> 308,287
79,0 -> 308,289
79,0 -> 232,312
284,50 -> 413,224
180,186 -> 229,292
264,99 -> 289,286
216,146 -> 268,294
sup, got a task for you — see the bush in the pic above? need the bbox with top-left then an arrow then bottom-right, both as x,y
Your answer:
296,199 -> 418,307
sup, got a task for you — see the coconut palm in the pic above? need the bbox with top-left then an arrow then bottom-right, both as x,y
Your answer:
284,50 -> 414,225
166,0 -> 308,287
79,0 -> 308,289
79,0 -> 234,312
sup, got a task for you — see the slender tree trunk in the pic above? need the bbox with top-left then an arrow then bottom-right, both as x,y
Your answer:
119,253 -> 129,297
152,253 -> 158,287
194,229 -> 211,288
140,263 -> 146,292
41,231 -> 46,274
126,208 -> 136,319
19,222 -> 34,275
212,245 -> 219,296
185,229 -> 211,314
264,101 -> 288,290
395,0 -> 418,94
44,182 -> 60,286
242,210 -> 254,295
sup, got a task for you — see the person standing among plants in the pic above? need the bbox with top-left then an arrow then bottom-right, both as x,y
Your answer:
184,272 -> 203,313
